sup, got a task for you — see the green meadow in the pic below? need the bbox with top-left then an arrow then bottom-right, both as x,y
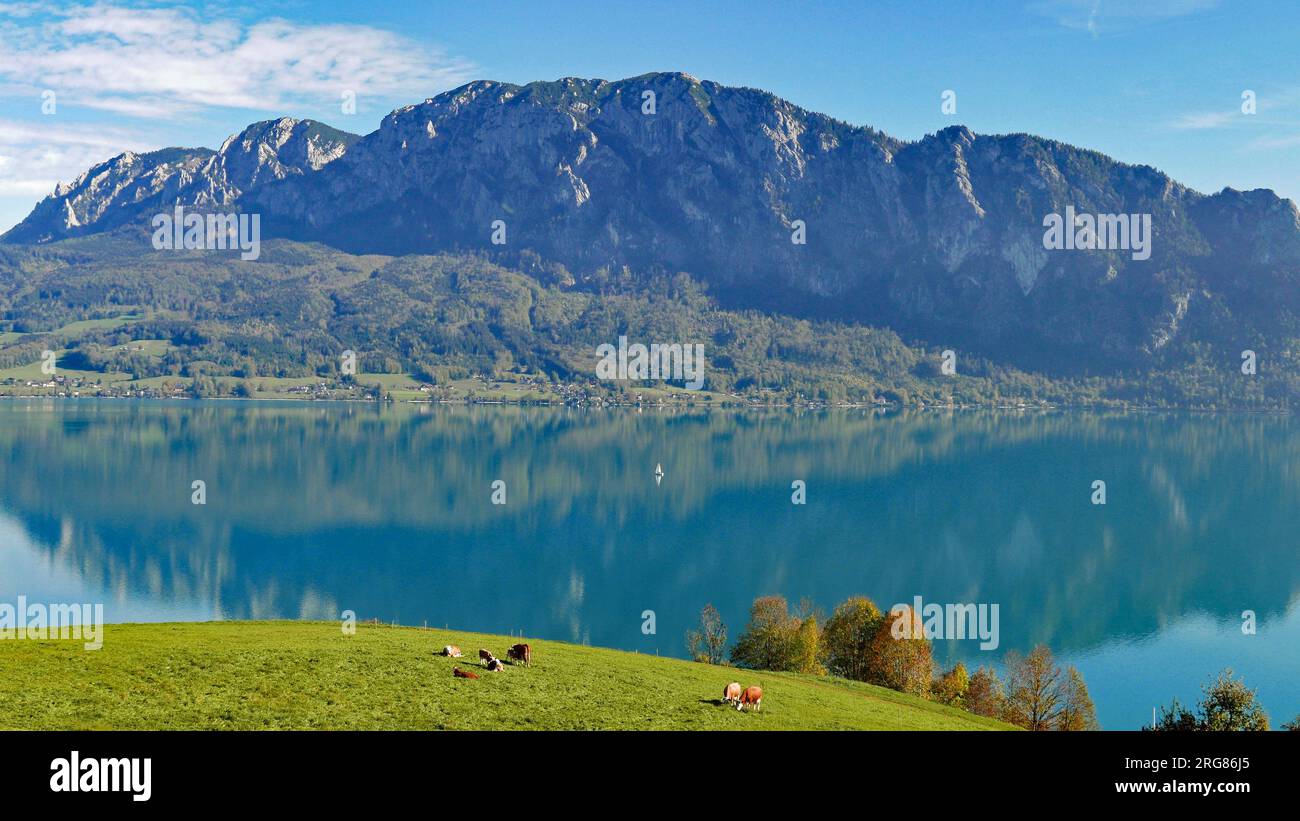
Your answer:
0,621 -> 1014,730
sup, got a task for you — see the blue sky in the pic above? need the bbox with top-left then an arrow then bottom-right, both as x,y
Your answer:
1,0 -> 1298,233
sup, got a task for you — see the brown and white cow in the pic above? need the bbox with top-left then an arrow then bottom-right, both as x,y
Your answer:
737,686 -> 763,712
442,645 -> 463,658
722,682 -> 742,705
507,643 -> 532,666
479,649 -> 495,665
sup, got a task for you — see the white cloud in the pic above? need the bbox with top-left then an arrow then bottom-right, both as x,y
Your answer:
0,2 -> 476,118
1171,111 -> 1236,130
1245,133 -> 1300,151
1029,0 -> 1219,35
0,118 -> 156,196
0,2 -> 477,230
1170,90 -> 1300,134
0,2 -> 56,18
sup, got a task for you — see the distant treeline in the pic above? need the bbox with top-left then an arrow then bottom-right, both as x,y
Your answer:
0,237 -> 1295,408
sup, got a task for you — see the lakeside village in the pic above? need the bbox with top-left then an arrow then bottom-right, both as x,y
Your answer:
0,338 -> 1050,410
0,369 -> 1049,410
0,371 -> 892,408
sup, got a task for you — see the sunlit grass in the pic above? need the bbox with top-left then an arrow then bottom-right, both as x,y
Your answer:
0,621 -> 1015,730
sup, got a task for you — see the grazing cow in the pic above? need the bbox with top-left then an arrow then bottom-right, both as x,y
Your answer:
507,643 -> 532,666
486,657 -> 505,672
737,686 -> 763,712
722,682 -> 742,705
452,667 -> 479,679
442,645 -> 463,658
479,649 -> 495,665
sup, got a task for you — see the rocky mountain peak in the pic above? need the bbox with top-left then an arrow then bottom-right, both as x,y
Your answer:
5,74 -> 1300,371
204,117 -> 356,198
2,119 -> 357,243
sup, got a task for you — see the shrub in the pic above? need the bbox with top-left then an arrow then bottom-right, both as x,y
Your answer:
1149,669 -> 1270,732
1198,670 -> 1269,731
1150,698 -> 1199,731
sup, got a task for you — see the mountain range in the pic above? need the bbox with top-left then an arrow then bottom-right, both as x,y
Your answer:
4,72 -> 1299,385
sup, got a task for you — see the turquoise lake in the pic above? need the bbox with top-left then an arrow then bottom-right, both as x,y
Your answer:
1,400 -> 1297,729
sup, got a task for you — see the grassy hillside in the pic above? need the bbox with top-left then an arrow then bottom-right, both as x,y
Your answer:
0,621 -> 1013,730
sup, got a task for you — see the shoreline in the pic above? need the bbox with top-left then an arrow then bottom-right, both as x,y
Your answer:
0,392 -> 1292,415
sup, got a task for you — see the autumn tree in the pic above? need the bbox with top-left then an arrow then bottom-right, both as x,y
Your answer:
865,604 -> 933,696
1003,645 -> 1066,730
821,596 -> 884,681
730,596 -> 791,670
791,611 -> 825,675
1057,666 -> 1100,730
685,603 -> 728,665
933,662 -> 970,708
729,595 -> 820,673
965,665 -> 1005,719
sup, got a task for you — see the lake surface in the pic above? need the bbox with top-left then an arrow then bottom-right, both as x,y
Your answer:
2,400 -> 1297,729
